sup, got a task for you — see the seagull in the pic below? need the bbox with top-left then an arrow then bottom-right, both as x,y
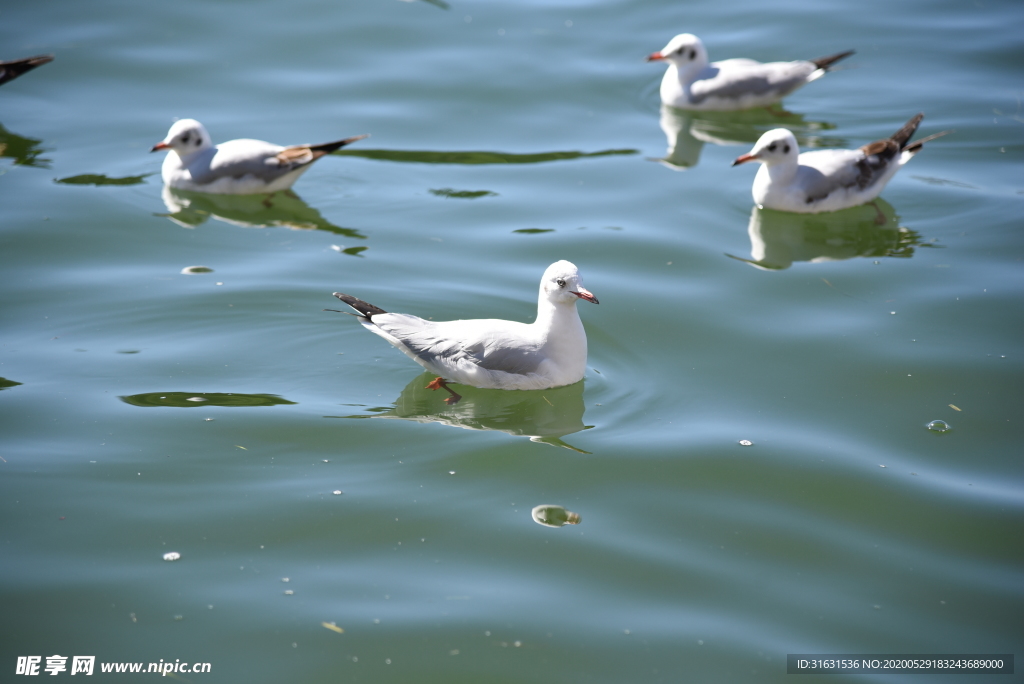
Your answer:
0,54 -> 54,86
328,261 -> 599,396
647,34 -> 852,110
732,113 -> 950,213
151,119 -> 367,194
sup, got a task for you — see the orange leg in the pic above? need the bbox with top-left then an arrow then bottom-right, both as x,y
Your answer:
426,377 -> 462,405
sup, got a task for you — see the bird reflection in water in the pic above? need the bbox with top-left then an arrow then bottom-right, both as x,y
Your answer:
158,186 -> 366,243
335,373 -> 593,452
531,505 -> 581,528
728,200 -> 930,270
0,122 -> 50,168
655,104 -> 843,170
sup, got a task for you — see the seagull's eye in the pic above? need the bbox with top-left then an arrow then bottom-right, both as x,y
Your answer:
783,144 -> 790,154
689,49 -> 696,59
195,137 -> 202,146
556,278 -> 566,288
181,134 -> 190,144
768,143 -> 777,152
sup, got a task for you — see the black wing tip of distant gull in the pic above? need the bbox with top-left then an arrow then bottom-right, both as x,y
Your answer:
332,292 -> 388,318
811,50 -> 855,70
0,54 -> 55,85
313,134 -> 370,155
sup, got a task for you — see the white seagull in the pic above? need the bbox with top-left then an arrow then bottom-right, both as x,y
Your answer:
732,113 -> 950,213
329,261 -> 599,399
647,34 -> 852,110
151,119 -> 367,194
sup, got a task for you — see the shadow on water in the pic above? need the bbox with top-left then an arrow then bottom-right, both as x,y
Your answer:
156,186 -> 367,240
0,123 -> 50,167
335,147 -> 637,165
119,391 -> 296,408
727,201 -> 932,270
331,373 -> 593,453
654,105 -> 845,170
55,173 -> 151,186
401,0 -> 450,9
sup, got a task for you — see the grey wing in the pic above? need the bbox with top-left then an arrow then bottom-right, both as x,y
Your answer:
193,141 -> 298,184
372,314 -> 467,366
796,151 -> 864,202
463,335 -> 544,375
693,62 -> 814,103
374,315 -> 542,375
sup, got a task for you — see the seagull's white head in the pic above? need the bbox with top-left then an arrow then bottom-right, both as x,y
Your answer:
732,128 -> 799,167
540,260 -> 599,307
151,119 -> 213,157
647,33 -> 709,73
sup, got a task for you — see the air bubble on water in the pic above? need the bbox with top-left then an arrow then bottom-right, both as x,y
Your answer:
926,420 -> 951,434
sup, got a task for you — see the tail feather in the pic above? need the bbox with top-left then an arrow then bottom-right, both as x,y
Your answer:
811,50 -> 854,70
904,129 -> 953,154
309,134 -> 369,156
891,113 -> 924,149
332,292 -> 387,319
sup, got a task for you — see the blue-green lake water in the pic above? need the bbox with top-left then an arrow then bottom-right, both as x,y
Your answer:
2,0 -> 1023,681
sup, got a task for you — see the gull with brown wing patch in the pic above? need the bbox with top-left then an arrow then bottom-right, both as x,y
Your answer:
732,113 -> 950,213
151,119 -> 367,194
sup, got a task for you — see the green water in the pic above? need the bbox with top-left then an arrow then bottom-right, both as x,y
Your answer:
2,0 -> 1022,682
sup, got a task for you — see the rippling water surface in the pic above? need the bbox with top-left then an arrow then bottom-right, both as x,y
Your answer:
2,0 -> 1022,681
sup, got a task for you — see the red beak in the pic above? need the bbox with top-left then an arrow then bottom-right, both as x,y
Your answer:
646,52 -> 665,62
572,287 -> 599,304
732,153 -> 757,166
150,141 -> 170,152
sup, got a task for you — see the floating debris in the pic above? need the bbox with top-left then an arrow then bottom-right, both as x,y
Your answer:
738,439 -> 753,446
531,504 -> 581,528
163,552 -> 181,561
322,622 -> 345,634
181,265 -> 213,274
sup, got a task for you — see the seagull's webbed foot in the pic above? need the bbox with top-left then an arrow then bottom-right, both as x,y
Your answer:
426,377 -> 462,405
